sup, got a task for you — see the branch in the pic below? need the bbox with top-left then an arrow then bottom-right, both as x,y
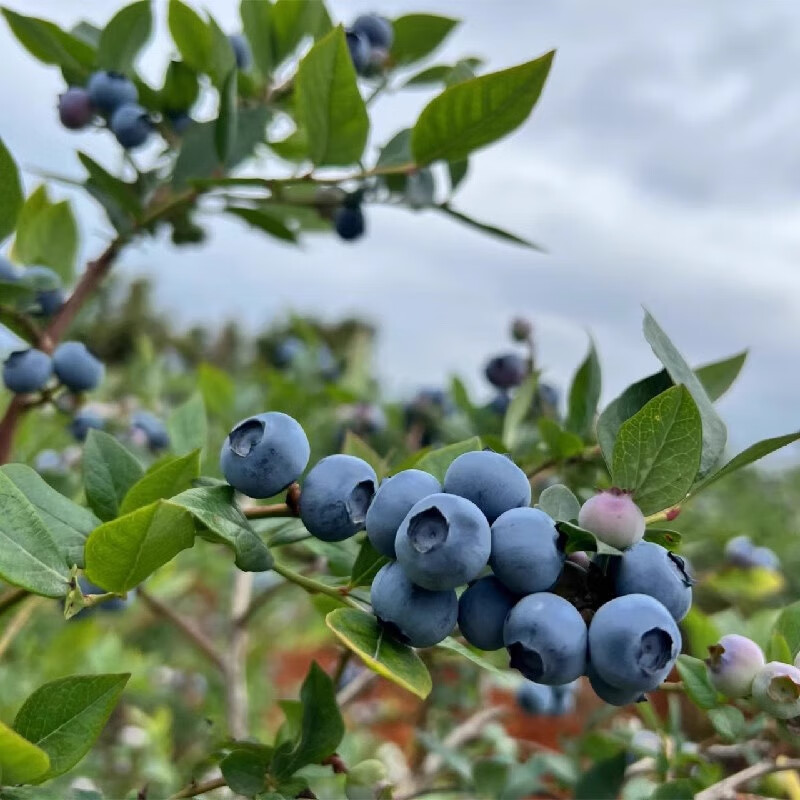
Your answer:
225,571 -> 253,740
336,668 -> 377,708
695,758 -> 800,800
0,305 -> 48,349
168,775 -> 227,800
0,596 -> 44,659
242,502 -> 295,519
138,588 -> 226,674
527,444 -> 601,480
271,561 -> 365,610
0,587 -> 30,616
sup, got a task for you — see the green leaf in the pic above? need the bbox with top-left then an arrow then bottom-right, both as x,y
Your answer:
376,129 -> 412,169
119,451 -> 201,514
435,204 -> 542,249
390,14 -> 459,66
241,0 -> 274,77
413,436 -> 482,483
412,51 -> 554,165
696,350 -> 748,402
0,721 -> 49,785
207,15 -> 236,87
295,26 -> 368,167
78,153 -> 142,217
0,470 -> 70,597
555,521 -> 624,557
96,0 -> 152,74
708,706 -> 745,743
215,70 -> 238,162
83,430 -> 144,522
675,654 -> 719,710
167,392 -> 207,456
643,528 -> 682,550
566,341 -> 601,438
473,758 -> 510,798
0,137 -> 23,241
271,0 -> 331,65
435,637 -> 504,675
768,632 -> 793,664
271,662 -> 344,781
448,159 -> 469,193
502,374 -> 537,450
681,607 -> 721,660
167,0 -> 212,73
169,485 -> 273,572
342,431 -> 387,479
775,601 -> 800,658
349,539 -> 389,589
220,747 -> 270,796
611,386 -> 703,515
403,64 -> 454,86
574,752 -> 627,800
326,608 -> 432,699
692,430 -> 800,496
537,484 -> 580,523
643,311 -> 727,478
13,674 -> 129,780
84,501 -> 195,592
1,464 -> 100,569
651,780 -> 698,800
538,418 -> 585,459
159,59 -> 200,111
227,206 -> 297,243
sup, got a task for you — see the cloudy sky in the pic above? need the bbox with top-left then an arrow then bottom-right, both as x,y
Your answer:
2,1 -> 799,459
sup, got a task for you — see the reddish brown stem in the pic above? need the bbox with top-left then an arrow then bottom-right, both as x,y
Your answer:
0,396 -> 27,465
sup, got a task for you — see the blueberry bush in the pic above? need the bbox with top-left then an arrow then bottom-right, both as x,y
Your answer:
0,2 -> 799,800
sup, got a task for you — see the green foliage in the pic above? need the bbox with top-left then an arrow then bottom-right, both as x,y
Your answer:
82,430 -> 144,521
675,655 -> 719,710
0,722 -> 49,785
413,436 -> 482,482
566,341 -> 601,439
537,483 -> 580,522
391,14 -> 459,66
118,450 -> 201,513
0,137 -> 23,242
96,0 -> 152,74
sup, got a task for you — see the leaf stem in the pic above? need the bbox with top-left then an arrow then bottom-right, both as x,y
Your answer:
167,776 -> 227,800
271,561 -> 365,610
242,502 -> 296,519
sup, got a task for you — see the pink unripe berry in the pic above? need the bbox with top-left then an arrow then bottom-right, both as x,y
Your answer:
706,634 -> 765,698
752,662 -> 800,719
577,490 -> 645,550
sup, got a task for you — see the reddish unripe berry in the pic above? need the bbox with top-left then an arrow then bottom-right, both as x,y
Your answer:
577,490 -> 645,549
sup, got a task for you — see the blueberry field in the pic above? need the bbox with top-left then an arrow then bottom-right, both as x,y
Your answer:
0,2 -> 799,800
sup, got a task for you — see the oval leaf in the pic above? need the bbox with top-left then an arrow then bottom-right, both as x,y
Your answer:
119,450 -> 201,514
83,430 -> 144,522
413,436 -> 482,483
97,0 -> 152,74
0,138 -> 23,242
390,14 -> 458,66
675,654 -> 719,710
537,484 -> 580,523
0,721 -> 49,785
326,608 -> 432,699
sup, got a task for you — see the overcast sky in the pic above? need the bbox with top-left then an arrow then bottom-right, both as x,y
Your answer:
2,1 -> 799,460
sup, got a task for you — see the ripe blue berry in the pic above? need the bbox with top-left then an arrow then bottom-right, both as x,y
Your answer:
346,30 -> 371,74
486,392 -> 510,416
612,541 -> 693,621
166,111 -> 193,135
365,469 -> 441,558
516,681 -> 553,715
752,662 -> 800,719
131,411 -> 170,452
578,490 -> 645,550
504,593 -> 588,685
587,664 -> 645,706
443,450 -> 532,524
550,680 -> 579,715
23,266 -> 64,316
334,205 -> 365,241
706,634 -> 765,698
750,546 -> 780,570
724,535 -> 755,567
457,575 -> 517,651
3,349 -> 53,394
110,103 -> 152,149
87,70 -> 137,114
229,34 -> 252,70
351,14 -> 394,50
221,412 -> 310,500
484,353 -> 526,390
300,454 -> 377,541
370,561 -> 456,648
588,594 -> 681,693
59,87 -> 93,130
53,342 -> 104,393
489,507 -> 565,595
395,493 -> 491,590
69,408 -> 105,442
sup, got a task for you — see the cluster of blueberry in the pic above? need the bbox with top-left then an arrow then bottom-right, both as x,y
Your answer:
272,336 -> 340,381
707,634 -> 800,720
3,341 -> 103,396
0,257 -> 66,318
724,535 -> 780,571
220,410 -> 692,707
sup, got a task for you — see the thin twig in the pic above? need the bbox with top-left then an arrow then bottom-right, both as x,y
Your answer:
0,587 -> 30,617
695,758 -> 800,800
226,571 -> 253,740
0,596 -> 44,659
332,649 -> 352,690
242,502 -> 295,519
167,775 -> 227,799
138,588 -> 226,673
272,561 -> 365,610
527,444 -> 601,481
234,576 -> 288,627
0,305 -> 47,349
336,668 -> 377,707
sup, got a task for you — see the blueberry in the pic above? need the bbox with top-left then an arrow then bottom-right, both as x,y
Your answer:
370,561 -> 457,648
221,412 -> 310,500
489,507 -> 565,595
346,30 -> 371,74
53,342 -> 104,393
395,493 -> 491,590
351,14 -> 394,49
3,349 -> 52,394
131,411 -> 170,452
34,449 -> 63,474
300,454 -> 377,541
550,680 -> 579,715
587,664 -> 645,706
87,70 -> 138,114
317,344 -> 340,381
58,86 -> 94,130
706,634 -> 765,698
69,408 -> 105,442
504,593 -> 588,685
443,450 -> 532,524
23,266 -> 64,316
343,403 -> 386,437
486,392 -> 510,416
724,535 -> 756,567
588,594 -> 681,692
578,490 -> 645,550
484,353 -> 526,390
273,336 -> 306,368
457,575 -> 517,651
366,469 -> 441,558
228,33 -> 252,70
750,546 -> 780,570
516,681 -> 553,715
110,103 -> 152,149
334,205 -> 365,241
612,541 -> 693,622
166,110 -> 193,135
752,662 -> 800,719
0,256 -> 19,283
